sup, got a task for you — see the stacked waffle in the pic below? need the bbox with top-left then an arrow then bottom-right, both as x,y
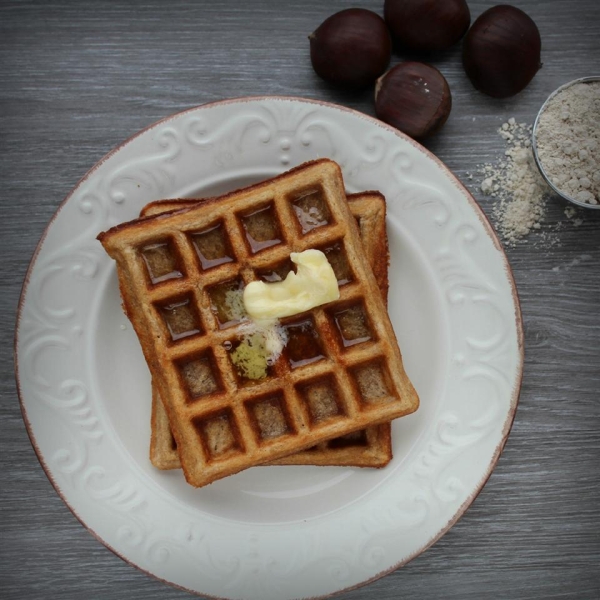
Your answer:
98,159 -> 418,488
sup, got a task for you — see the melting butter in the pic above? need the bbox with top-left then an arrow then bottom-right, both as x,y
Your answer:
243,249 -> 339,321
230,332 -> 270,380
229,322 -> 288,381
226,249 -> 337,381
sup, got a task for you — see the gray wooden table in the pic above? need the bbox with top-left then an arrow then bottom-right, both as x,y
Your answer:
2,1 -> 599,598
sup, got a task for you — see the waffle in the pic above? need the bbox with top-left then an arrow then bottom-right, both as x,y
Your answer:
98,159 -> 419,488
140,191 -> 391,470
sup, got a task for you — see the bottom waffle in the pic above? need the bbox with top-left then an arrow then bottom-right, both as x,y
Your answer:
140,192 -> 392,470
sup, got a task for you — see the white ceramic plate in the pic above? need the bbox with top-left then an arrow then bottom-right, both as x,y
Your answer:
16,97 -> 523,600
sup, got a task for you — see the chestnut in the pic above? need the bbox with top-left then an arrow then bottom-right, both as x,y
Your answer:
309,8 -> 391,88
375,62 -> 452,140
463,5 -> 542,98
384,0 -> 471,52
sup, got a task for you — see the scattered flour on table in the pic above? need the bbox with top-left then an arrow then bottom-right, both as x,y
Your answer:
551,253 -> 593,273
471,118 -> 584,247
564,205 -> 584,227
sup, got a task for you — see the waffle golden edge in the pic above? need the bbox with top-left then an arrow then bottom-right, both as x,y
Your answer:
141,192 -> 392,470
98,159 -> 419,488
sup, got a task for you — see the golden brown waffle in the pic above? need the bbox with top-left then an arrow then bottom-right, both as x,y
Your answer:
140,191 -> 392,470
98,159 -> 419,488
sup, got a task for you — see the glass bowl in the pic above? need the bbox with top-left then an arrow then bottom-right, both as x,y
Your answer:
531,76 -> 600,210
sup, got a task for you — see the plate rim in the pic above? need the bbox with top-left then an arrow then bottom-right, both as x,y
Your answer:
14,94 -> 524,599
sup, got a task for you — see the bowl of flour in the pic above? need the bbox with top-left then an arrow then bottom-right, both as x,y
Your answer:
532,76 -> 600,209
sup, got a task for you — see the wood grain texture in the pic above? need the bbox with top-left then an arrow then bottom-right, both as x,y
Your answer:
1,0 -> 599,599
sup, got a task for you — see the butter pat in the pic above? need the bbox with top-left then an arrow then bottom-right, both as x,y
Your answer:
243,249 -> 339,320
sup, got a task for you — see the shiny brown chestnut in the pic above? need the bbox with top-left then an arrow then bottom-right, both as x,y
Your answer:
375,62 -> 452,140
463,5 -> 542,98
384,0 -> 471,52
309,8 -> 391,88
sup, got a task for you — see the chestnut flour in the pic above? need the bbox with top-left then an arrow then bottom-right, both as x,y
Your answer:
479,118 -> 551,246
535,80 -> 600,205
